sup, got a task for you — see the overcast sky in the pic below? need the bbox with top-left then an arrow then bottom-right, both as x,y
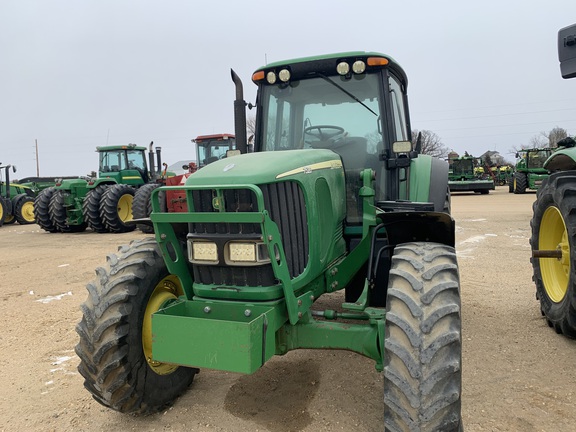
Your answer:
2,1 -> 576,179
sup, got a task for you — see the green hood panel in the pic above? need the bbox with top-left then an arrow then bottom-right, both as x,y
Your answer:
186,149 -> 342,186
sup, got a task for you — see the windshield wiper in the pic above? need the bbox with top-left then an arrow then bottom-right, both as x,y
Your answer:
318,73 -> 378,117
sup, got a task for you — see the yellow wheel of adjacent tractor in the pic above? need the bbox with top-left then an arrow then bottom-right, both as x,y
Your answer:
539,206 -> 570,303
75,238 -> 197,414
14,195 -> 36,225
531,172 -> 576,337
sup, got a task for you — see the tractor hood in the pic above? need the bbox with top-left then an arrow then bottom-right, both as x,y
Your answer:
185,149 -> 343,186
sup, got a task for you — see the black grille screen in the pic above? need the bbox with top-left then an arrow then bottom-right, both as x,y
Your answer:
190,182 -> 309,286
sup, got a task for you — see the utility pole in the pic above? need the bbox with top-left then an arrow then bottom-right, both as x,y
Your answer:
35,139 -> 40,176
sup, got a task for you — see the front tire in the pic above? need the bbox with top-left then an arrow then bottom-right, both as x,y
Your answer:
514,172 -> 527,194
99,184 -> 136,233
14,194 -> 36,224
75,238 -> 197,413
530,172 -> 576,337
384,242 -> 462,432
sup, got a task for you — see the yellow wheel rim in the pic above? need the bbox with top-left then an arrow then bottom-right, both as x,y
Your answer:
5,214 -> 14,224
117,194 -> 134,222
21,201 -> 35,223
142,274 -> 183,375
539,206 -> 570,303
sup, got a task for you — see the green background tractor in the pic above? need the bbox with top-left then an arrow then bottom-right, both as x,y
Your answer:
511,148 -> 554,194
449,155 -> 495,194
76,52 -> 463,430
34,143 -> 169,233
530,24 -> 576,338
0,164 -> 37,226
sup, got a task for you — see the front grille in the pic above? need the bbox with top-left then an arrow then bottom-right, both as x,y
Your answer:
190,182 -> 309,286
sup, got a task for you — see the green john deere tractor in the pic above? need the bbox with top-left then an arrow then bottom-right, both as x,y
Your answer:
0,164 -> 37,226
510,148 -> 554,194
530,23 -> 576,338
34,143 -> 169,233
449,155 -> 494,194
76,52 -> 463,430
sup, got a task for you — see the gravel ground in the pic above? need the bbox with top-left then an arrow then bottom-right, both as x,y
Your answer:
0,185 -> 574,431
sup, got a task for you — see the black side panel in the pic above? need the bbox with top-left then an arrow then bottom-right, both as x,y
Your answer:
429,157 -> 449,212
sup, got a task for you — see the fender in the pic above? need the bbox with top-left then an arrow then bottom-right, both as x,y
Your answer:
544,147 -> 576,172
408,154 -> 449,211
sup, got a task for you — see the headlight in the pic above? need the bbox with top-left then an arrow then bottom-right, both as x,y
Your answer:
188,240 -> 218,264
266,71 -> 277,84
336,61 -> 350,75
278,69 -> 291,82
225,241 -> 272,265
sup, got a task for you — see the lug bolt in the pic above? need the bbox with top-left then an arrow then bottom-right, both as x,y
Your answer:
203,306 -> 211,313
244,309 -> 252,317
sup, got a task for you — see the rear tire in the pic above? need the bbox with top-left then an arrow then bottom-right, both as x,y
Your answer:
49,190 -> 87,232
132,183 -> 162,234
514,172 -> 527,194
99,184 -> 136,233
530,172 -> 576,337
34,187 -> 58,232
82,185 -> 109,233
384,242 -> 462,432
14,194 -> 36,224
75,238 -> 197,413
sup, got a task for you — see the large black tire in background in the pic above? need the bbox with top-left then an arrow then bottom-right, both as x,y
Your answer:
75,237 -> 197,413
384,242 -> 462,432
514,172 -> 527,194
508,177 -> 515,193
132,183 -> 162,234
34,187 -> 58,232
99,184 -> 136,233
49,190 -> 87,233
82,184 -> 109,233
14,194 -> 36,225
530,172 -> 576,337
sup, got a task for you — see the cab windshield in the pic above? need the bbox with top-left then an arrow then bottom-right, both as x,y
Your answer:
100,149 -> 146,172
260,73 -> 384,155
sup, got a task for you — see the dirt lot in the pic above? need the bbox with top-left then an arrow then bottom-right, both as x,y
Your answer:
0,186 -> 575,432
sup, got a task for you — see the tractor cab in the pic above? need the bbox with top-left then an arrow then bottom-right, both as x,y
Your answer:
251,53 -> 432,224
194,134 -> 236,168
97,143 -> 163,186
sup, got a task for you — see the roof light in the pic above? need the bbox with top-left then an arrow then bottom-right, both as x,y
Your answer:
266,71 -> 277,84
278,69 -> 291,82
336,61 -> 350,75
352,60 -> 366,74
252,70 -> 265,82
367,57 -> 389,67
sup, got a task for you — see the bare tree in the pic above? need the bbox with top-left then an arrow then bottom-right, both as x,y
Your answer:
411,129 -> 449,158
527,126 -> 568,148
547,126 -> 568,147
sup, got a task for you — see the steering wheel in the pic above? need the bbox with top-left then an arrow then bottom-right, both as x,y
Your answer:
304,125 -> 346,144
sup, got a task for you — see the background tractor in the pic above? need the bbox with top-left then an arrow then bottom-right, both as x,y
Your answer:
34,143 -> 170,233
530,23 -> 576,338
76,52 -> 463,430
132,133 -> 236,234
448,155 -> 495,194
0,164 -> 37,226
510,147 -> 554,194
